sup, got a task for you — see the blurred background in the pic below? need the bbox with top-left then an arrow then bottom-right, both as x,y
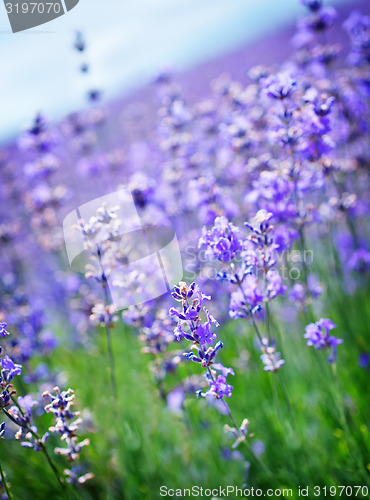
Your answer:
0,0 -> 357,142
0,1 -> 369,498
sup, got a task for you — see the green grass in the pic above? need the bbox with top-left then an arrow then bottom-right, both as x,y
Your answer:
1,262 -> 370,499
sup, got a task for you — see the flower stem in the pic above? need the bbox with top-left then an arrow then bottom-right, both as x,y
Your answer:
97,244 -> 118,400
105,323 -> 117,400
329,363 -> 368,483
2,408 -> 80,500
0,462 -> 12,500
235,277 -> 264,345
276,372 -> 293,418
219,396 -> 276,483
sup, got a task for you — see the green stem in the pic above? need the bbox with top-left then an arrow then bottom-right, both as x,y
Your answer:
265,301 -> 272,343
236,277 -> 265,345
0,462 -> 12,500
2,409 -> 77,500
329,362 -> 367,482
276,373 -> 293,419
218,393 -> 276,482
199,343 -> 275,483
187,295 -> 275,480
97,244 -> 118,401
105,323 -> 117,400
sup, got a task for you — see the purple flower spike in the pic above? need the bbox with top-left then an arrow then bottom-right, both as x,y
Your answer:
202,363 -> 235,399
1,355 -> 22,381
170,282 -> 236,400
0,323 -> 10,338
304,318 -> 343,363
18,395 -> 38,417
261,351 -> 285,372
199,216 -> 242,262
261,72 -> 296,100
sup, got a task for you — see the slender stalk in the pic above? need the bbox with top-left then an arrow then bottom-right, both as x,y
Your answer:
331,174 -> 360,250
182,294 -> 276,482
219,395 -> 276,483
197,341 -> 275,482
265,301 -> 272,343
0,462 -> 12,500
97,244 -> 118,400
328,362 -> 368,483
105,323 -> 117,400
286,121 -> 314,319
276,373 -> 293,419
2,408 -> 81,500
150,356 -> 167,402
236,276 -> 265,345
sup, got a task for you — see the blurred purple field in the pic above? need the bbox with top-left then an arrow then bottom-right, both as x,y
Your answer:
0,1 -> 369,499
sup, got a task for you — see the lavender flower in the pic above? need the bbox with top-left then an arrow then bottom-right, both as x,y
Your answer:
224,419 -> 250,449
300,0 -> 322,12
170,282 -> 234,399
358,353 -> 369,370
18,395 -> 38,418
304,318 -> 343,363
261,72 -> 296,100
43,387 -> 93,483
0,325 -> 9,339
199,216 -> 242,262
229,275 -> 264,319
343,10 -> 370,67
205,364 -> 234,399
260,350 -> 285,372
266,269 -> 287,300
169,282 -> 219,349
1,356 -> 22,383
348,248 -> 370,272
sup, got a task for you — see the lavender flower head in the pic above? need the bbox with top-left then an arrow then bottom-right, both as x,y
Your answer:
0,324 -> 9,339
199,216 -> 242,262
304,318 -> 343,363
300,0 -> 322,12
1,355 -> 22,383
261,72 -> 296,100
229,275 -> 264,320
43,386 -> 93,484
205,364 -> 234,399
260,350 -> 285,372
170,282 -> 234,399
169,282 -> 219,350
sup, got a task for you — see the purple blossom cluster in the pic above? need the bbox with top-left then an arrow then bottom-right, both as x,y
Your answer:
170,282 -> 234,399
0,324 -> 92,492
304,318 -> 343,363
0,0 -> 368,492
199,210 -> 287,373
43,387 -> 92,479
0,324 -> 22,420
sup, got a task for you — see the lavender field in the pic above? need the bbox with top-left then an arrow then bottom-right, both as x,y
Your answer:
0,1 -> 370,499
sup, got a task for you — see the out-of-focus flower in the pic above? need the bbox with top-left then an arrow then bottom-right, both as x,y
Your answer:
261,72 -> 296,100
170,282 -> 235,400
199,216 -> 242,262
260,350 -> 285,372
1,355 -> 22,382
359,353 -> 370,370
304,318 -> 343,363
0,325 -> 9,339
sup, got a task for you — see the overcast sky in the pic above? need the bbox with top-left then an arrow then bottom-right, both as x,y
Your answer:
0,0 -> 352,142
